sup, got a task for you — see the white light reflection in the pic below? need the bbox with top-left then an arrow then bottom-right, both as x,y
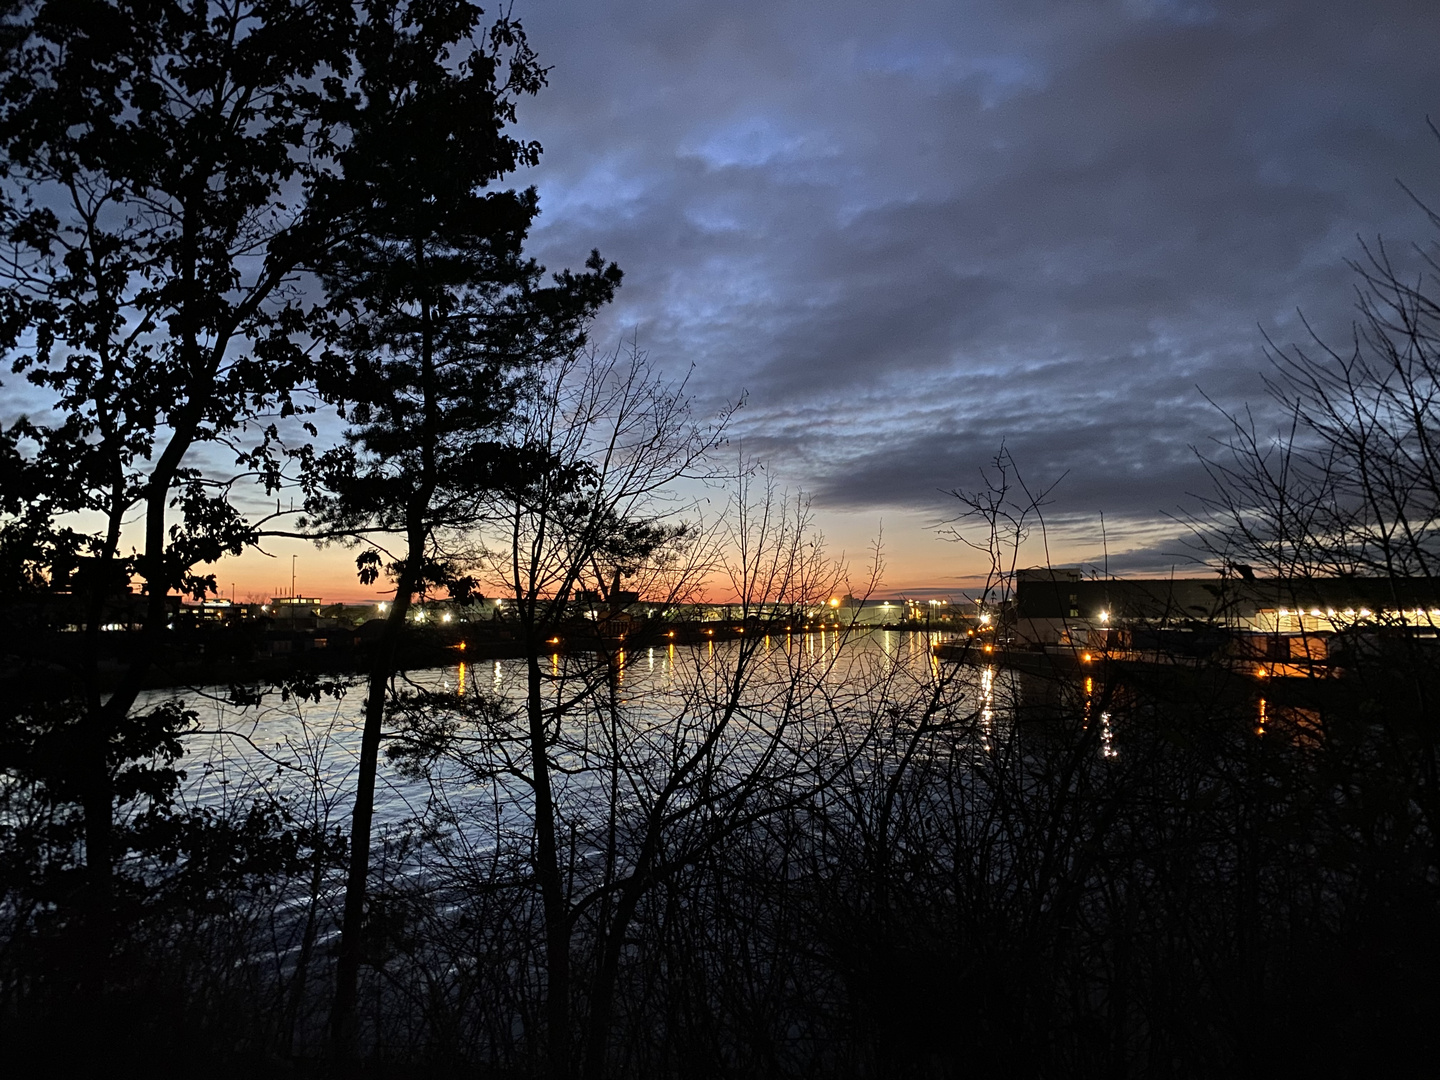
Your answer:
980,664 -> 994,751
1100,711 -> 1117,758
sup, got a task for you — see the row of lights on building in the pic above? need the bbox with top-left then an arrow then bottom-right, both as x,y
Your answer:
1079,606 -> 1440,624
1278,607 -> 1440,621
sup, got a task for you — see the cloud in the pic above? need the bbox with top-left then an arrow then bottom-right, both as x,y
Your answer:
238,0 -> 1440,588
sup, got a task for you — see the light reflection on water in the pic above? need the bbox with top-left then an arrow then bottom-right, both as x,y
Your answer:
979,665 -> 994,752
151,631 -> 1033,843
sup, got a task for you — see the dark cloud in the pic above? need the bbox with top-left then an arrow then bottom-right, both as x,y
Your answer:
506,0 -> 1438,568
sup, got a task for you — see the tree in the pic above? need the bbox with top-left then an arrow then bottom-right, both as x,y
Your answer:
1195,197 -> 1440,800
1185,182 -> 1440,1068
379,351 -> 881,1078
301,3 -> 622,1055
1196,230 -> 1440,584
0,0 -> 361,988
477,345 -> 723,1079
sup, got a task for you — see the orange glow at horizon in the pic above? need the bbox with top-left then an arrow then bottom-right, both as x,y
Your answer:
208,504 -> 1177,604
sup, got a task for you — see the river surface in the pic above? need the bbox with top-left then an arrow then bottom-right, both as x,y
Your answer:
150,630 -> 1022,842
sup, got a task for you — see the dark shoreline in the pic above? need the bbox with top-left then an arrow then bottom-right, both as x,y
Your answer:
9,622 -> 940,695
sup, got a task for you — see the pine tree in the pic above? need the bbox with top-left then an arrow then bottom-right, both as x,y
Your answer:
305,2 -> 621,1055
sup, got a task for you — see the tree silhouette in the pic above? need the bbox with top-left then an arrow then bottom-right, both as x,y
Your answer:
0,0 -> 360,996
301,2 -> 621,1057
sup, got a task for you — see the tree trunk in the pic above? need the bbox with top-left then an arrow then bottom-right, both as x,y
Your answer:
581,876 -> 647,1080
75,377 -> 210,998
329,578 -> 416,1058
332,256 -> 438,1060
528,647 -> 572,1080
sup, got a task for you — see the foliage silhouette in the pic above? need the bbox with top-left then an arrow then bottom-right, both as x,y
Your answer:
296,1 -> 622,1058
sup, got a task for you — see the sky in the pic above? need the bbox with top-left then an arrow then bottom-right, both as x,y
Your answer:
17,0 -> 1439,604
428,0 -> 1433,602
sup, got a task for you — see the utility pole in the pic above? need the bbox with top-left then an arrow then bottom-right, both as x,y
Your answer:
291,554 -> 297,599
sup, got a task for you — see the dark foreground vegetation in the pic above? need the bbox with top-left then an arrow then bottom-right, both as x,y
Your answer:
2,1 -> 1439,1076
5,618 -> 1440,1080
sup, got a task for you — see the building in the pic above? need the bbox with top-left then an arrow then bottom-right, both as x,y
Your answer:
1011,567 -> 1440,660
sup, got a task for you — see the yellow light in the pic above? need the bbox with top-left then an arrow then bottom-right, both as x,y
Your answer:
1100,611 -> 1109,623
458,641 -> 466,651
984,644 -> 993,653
829,598 -> 840,607
1082,653 -> 1092,662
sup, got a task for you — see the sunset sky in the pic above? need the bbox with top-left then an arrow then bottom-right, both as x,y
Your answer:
116,1 -> 1440,602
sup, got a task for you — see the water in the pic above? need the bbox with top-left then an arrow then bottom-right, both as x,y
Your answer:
118,632 -> 1064,1053
155,629 -> 1011,842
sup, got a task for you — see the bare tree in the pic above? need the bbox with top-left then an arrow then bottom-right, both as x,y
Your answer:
943,443 -> 1067,616
1196,212 -> 1440,585
1166,180 -> 1440,1072
381,345 -> 893,1078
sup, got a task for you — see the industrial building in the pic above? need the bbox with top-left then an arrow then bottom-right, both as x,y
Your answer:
1009,567 -> 1440,674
